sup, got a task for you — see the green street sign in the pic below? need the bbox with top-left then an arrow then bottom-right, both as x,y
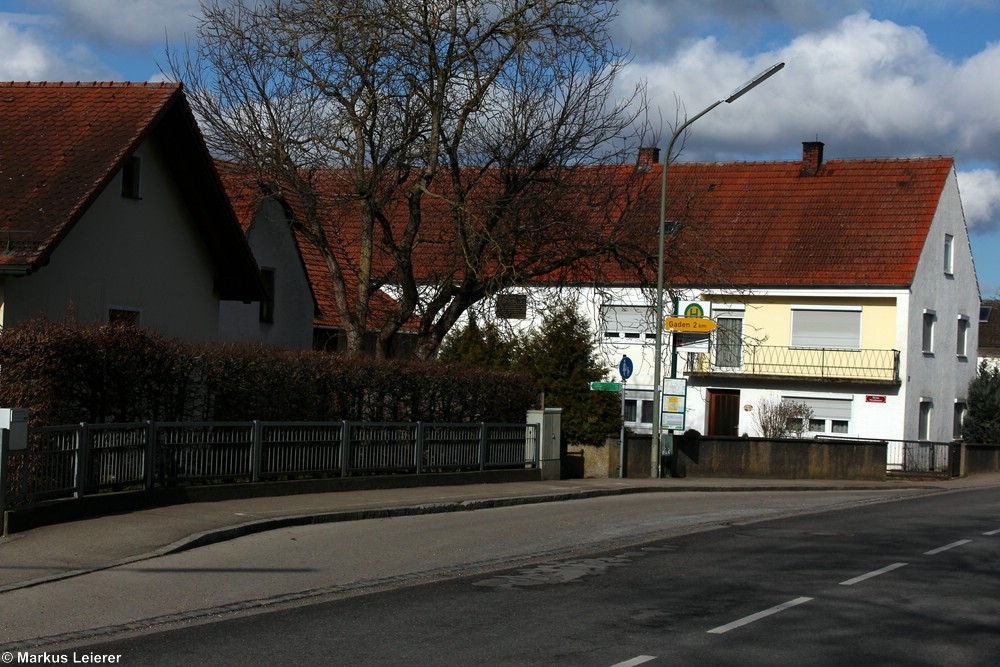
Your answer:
589,381 -> 622,392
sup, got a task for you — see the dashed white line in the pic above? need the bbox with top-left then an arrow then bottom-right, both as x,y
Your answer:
839,562 -> 909,586
707,597 -> 813,634
924,539 -> 972,555
609,656 -> 656,667
983,528 -> 1000,536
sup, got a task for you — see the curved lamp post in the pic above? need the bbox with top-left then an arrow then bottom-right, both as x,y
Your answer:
651,62 -> 785,477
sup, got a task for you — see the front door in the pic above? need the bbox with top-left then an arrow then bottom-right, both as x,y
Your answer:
707,389 -> 740,436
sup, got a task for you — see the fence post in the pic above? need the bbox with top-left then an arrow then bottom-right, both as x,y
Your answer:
340,421 -> 350,477
144,421 -> 156,490
75,422 -> 89,499
0,430 -> 9,522
415,422 -> 423,475
479,422 -> 487,471
251,420 -> 262,483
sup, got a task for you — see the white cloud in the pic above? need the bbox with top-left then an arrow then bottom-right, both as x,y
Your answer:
0,14 -> 112,80
958,169 -> 1000,233
41,0 -> 202,47
619,10 -> 1000,165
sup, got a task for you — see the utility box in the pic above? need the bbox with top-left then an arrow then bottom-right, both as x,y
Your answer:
0,408 -> 29,451
527,408 -> 562,480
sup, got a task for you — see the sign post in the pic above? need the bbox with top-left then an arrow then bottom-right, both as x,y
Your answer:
618,355 -> 632,478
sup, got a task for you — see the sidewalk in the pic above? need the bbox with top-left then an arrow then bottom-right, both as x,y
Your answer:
2,474 -> 997,593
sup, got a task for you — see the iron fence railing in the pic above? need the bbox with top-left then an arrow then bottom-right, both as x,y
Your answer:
686,345 -> 900,383
1,420 -> 540,511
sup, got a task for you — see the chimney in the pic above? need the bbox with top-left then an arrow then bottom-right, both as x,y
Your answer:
637,146 -> 660,168
801,141 -> 824,176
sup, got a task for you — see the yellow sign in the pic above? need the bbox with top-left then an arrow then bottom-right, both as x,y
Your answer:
664,317 -> 717,332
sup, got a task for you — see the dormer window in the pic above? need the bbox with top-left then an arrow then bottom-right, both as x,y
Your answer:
121,156 -> 142,199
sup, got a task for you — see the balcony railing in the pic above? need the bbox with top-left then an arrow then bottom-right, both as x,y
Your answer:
685,345 -> 900,384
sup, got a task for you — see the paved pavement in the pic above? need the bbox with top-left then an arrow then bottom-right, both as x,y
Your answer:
1,474 -> 998,593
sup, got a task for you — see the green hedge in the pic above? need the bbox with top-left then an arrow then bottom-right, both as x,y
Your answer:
0,320 -> 537,426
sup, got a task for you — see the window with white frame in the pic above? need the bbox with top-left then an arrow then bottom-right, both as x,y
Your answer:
944,234 -> 954,275
956,315 -> 970,358
623,389 -> 654,427
790,307 -> 861,349
922,310 -> 936,354
953,401 -> 967,440
784,396 -> 852,434
601,305 -> 654,341
918,398 -> 932,440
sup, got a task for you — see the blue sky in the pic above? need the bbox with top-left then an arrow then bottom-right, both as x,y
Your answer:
3,0 -> 999,296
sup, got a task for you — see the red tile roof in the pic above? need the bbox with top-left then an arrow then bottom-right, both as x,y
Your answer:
0,81 -> 261,300
225,149 -> 955,329
653,156 -> 955,288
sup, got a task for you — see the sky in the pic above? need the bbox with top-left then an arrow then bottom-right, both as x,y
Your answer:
2,0 -> 999,296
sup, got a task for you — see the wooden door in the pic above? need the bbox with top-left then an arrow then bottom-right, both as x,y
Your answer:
707,389 -> 740,436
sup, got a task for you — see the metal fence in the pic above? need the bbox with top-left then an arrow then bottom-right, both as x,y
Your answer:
1,420 -> 540,511
686,345 -> 901,383
885,438 -> 955,475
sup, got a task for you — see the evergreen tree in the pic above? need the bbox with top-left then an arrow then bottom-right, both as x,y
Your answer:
437,313 -> 518,367
513,304 -> 620,446
964,362 -> 1000,444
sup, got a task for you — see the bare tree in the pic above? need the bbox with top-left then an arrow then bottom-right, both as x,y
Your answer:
752,397 -> 815,439
172,0 -> 650,359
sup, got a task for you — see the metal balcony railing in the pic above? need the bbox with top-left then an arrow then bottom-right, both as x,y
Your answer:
685,345 -> 900,383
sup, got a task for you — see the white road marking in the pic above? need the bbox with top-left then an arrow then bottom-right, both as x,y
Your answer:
707,597 -> 813,634
983,528 -> 1000,536
924,539 -> 972,555
839,562 -> 909,586
609,656 -> 656,667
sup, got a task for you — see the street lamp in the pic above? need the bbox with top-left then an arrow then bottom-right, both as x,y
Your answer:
651,62 -> 784,477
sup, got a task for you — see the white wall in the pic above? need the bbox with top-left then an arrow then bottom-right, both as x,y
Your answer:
219,198 -> 315,349
903,168 -> 980,441
2,137 -> 221,342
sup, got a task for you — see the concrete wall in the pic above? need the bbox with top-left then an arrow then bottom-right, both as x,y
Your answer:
671,434 -> 887,481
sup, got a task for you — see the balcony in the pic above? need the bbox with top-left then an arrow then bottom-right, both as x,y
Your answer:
685,345 -> 901,385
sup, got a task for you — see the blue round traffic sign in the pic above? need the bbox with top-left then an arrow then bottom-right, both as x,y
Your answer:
619,355 -> 633,380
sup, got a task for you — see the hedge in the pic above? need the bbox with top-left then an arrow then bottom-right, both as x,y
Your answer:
0,320 -> 537,427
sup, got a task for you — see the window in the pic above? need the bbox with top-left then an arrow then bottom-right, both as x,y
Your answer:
121,156 -> 141,199
259,268 -> 276,323
714,316 -> 743,368
108,307 -> 140,326
918,399 -> 932,441
785,396 -> 852,435
601,305 -> 653,341
495,293 -> 527,319
944,234 -> 954,275
790,307 -> 861,349
624,389 -> 655,427
922,311 -> 936,354
956,315 -> 970,357
953,401 -> 967,440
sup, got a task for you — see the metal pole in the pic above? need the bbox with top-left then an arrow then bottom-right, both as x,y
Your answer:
651,62 -> 784,478
619,380 -> 626,478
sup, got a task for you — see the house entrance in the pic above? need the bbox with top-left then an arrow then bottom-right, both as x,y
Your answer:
707,389 -> 740,436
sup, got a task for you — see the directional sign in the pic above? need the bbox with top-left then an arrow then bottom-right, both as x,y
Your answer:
664,317 -> 717,332
589,381 -> 621,392
618,355 -> 633,381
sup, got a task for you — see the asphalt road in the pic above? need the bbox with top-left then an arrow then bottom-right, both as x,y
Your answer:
6,486 -> 999,665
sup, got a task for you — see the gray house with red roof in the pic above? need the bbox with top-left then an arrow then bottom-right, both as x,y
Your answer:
0,82 -> 262,342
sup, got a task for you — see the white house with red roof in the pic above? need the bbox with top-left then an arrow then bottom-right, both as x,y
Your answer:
468,143 -> 979,452
219,140 -> 979,452
0,82 -> 262,342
